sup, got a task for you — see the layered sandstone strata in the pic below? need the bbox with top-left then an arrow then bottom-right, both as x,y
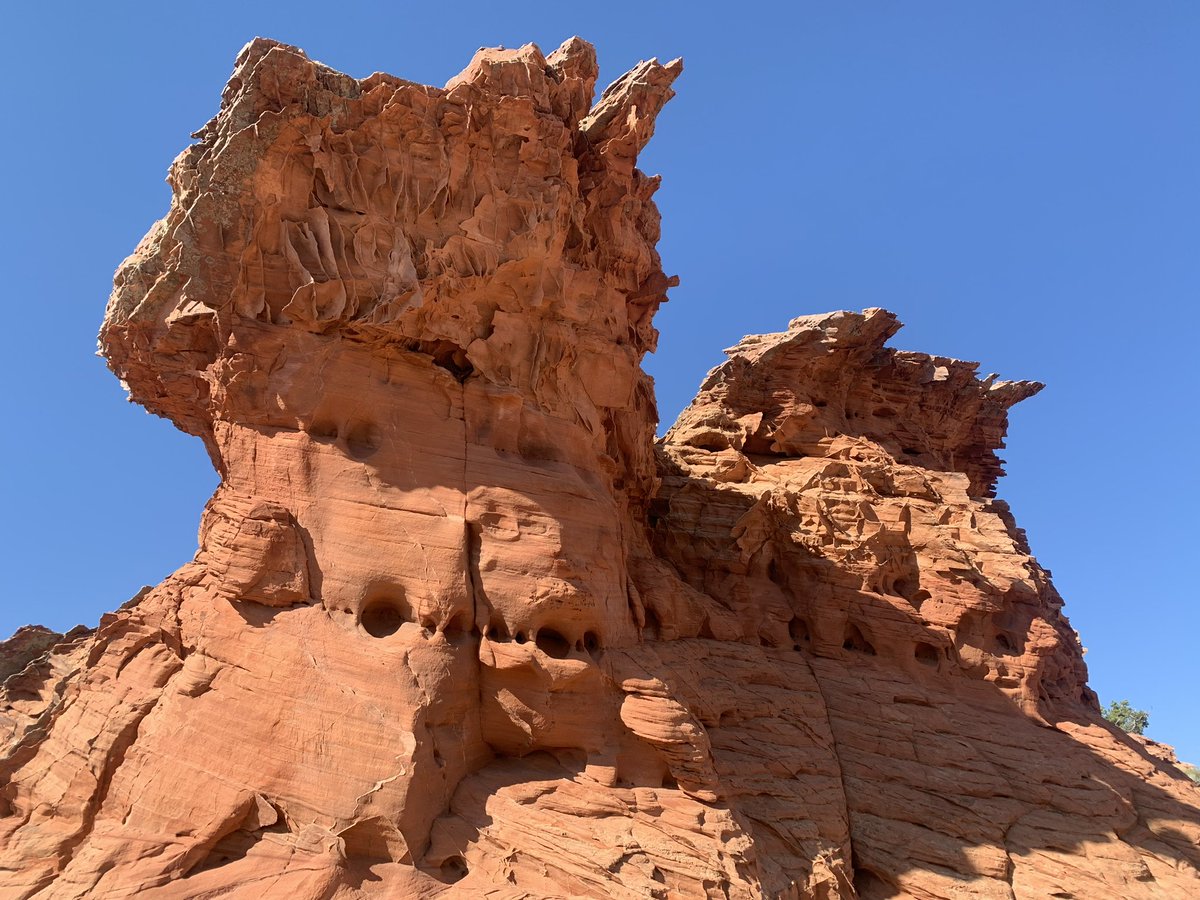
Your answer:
0,37 -> 1197,899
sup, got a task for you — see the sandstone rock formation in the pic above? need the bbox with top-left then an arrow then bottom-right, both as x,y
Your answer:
1,37 -> 1198,899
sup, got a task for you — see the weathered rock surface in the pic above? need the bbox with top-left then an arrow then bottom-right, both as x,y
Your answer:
1,37 -> 1197,899
0,629 -> 69,685
0,627 -> 93,750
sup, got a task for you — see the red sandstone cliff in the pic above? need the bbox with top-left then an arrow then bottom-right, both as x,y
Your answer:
0,38 -> 1196,899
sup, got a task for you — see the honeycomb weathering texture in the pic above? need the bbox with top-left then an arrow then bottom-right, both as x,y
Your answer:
1,36 -> 1198,899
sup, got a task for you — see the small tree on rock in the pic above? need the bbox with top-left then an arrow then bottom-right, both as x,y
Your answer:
1103,699 -> 1149,735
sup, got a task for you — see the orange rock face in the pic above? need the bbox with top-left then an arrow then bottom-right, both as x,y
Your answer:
1,37 -> 1197,899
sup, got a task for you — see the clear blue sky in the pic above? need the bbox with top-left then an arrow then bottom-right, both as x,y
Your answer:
2,3 -> 1196,761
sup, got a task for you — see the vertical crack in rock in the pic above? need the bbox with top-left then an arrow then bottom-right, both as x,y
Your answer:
0,35 -> 1196,900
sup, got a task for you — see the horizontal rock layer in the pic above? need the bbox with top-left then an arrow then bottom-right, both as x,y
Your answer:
1,37 -> 1196,900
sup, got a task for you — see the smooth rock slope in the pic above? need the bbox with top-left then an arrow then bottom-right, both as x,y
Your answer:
1,37 -> 1197,899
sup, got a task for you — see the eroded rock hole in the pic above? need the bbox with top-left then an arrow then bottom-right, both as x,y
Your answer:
995,633 -> 1016,654
439,354 -> 474,382
421,339 -> 474,382
843,624 -> 876,656
852,865 -> 895,899
487,619 -> 510,642
643,609 -> 661,640
892,578 -> 933,608
345,421 -> 381,460
688,431 -> 731,452
443,613 -> 467,640
583,631 -> 600,656
915,642 -> 940,666
438,855 -> 468,884
564,221 -> 586,252
789,616 -> 811,649
514,630 -> 528,645
361,601 -> 407,638
535,628 -> 571,659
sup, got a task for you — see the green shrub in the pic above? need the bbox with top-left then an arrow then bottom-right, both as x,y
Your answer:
1102,699 -> 1149,735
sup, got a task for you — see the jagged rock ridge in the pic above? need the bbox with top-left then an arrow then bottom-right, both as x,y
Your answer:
0,37 -> 1197,899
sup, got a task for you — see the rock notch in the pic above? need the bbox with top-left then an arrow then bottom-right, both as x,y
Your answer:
1,37 -> 1197,899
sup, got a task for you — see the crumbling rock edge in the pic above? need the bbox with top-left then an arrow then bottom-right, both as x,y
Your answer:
1,36 -> 1197,900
